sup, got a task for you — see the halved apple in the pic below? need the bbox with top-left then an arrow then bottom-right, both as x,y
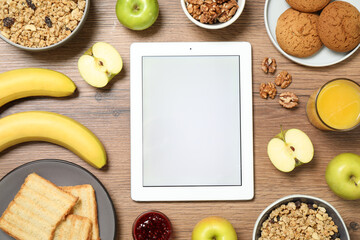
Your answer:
78,42 -> 123,88
267,128 -> 314,172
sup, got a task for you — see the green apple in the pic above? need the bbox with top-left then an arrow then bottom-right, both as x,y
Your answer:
192,216 -> 237,240
115,0 -> 159,30
326,153 -> 360,200
78,42 -> 123,88
267,128 -> 314,172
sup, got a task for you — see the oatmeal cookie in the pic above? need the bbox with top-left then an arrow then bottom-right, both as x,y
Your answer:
317,1 -> 360,52
286,0 -> 330,13
276,8 -> 322,58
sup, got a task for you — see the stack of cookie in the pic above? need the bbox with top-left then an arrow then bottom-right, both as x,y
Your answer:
276,0 -> 360,58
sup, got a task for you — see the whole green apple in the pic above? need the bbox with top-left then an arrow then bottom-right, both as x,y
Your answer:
326,153 -> 360,200
115,0 -> 159,30
192,216 -> 237,240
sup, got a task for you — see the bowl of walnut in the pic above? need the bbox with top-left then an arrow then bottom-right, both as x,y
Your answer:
253,195 -> 350,240
0,0 -> 89,51
181,0 -> 245,29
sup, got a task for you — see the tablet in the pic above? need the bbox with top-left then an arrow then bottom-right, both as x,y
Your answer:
130,42 -> 253,201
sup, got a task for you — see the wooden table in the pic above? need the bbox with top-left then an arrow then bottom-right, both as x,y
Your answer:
0,0 -> 360,239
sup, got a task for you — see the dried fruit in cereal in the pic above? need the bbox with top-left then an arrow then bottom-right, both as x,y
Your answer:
26,0 -> 37,10
45,16 -> 52,28
3,17 -> 15,28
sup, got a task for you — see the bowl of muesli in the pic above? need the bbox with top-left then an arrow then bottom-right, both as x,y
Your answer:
0,0 -> 89,51
181,0 -> 245,29
253,195 -> 350,240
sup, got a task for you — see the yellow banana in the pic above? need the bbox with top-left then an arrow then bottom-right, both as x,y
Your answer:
0,111 -> 106,169
0,68 -> 76,107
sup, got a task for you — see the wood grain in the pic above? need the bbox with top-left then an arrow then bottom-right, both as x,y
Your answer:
0,0 -> 359,239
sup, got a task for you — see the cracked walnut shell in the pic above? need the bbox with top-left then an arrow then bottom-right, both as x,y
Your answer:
279,92 -> 299,109
262,57 -> 277,73
275,71 -> 292,88
260,82 -> 277,99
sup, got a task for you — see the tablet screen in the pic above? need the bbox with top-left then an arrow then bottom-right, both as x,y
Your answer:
142,56 -> 241,187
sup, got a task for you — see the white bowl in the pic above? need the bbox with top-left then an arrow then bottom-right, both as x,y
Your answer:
181,0 -> 245,29
0,0 -> 90,51
253,195 -> 350,240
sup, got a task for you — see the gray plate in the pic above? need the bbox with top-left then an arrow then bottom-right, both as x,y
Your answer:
0,159 -> 116,240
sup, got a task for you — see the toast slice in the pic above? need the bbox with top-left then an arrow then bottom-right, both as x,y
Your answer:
54,215 -> 92,240
0,173 -> 78,240
61,185 -> 100,240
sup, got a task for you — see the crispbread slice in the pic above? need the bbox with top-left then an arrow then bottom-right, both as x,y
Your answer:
0,173 -> 78,240
61,185 -> 100,240
54,215 -> 92,240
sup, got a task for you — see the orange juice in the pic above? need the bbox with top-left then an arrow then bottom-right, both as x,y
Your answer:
306,79 -> 360,131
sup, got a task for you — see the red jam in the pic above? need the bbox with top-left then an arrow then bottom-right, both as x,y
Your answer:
133,211 -> 172,240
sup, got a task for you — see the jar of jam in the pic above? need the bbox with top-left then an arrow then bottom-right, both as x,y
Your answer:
132,210 -> 172,240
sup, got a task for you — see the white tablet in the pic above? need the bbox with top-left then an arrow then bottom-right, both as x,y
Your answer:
130,42 -> 253,201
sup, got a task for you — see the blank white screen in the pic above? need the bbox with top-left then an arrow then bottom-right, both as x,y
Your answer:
142,56 -> 241,186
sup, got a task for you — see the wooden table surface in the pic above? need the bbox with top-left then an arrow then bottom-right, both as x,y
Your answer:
1,0 -> 360,239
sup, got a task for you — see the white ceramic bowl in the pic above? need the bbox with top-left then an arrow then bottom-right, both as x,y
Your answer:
181,0 -> 245,29
0,0 -> 90,51
253,195 -> 350,240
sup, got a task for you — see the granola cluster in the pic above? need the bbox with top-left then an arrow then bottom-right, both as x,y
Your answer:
0,0 -> 86,48
185,0 -> 239,24
259,201 -> 340,240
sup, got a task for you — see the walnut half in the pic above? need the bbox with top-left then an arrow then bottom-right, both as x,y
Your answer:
262,57 -> 277,74
260,82 -> 277,99
275,71 -> 292,89
279,92 -> 299,109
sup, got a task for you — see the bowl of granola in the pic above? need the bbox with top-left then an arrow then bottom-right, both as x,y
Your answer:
181,0 -> 245,29
0,0 -> 89,51
253,195 -> 350,240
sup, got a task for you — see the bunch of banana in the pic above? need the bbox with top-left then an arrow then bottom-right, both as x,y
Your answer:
0,68 -> 107,169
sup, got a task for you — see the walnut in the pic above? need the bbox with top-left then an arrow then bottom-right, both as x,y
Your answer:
187,0 -> 204,4
275,71 -> 292,88
260,82 -> 277,99
262,57 -> 277,74
279,92 -> 299,109
185,0 -> 238,24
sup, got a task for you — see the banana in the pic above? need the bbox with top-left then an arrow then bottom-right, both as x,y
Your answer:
0,111 -> 106,168
0,68 -> 76,107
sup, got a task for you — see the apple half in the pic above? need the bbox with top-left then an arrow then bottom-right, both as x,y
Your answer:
267,128 -> 314,172
78,42 -> 123,88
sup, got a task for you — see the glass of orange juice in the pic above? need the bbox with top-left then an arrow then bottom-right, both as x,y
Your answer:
306,79 -> 360,131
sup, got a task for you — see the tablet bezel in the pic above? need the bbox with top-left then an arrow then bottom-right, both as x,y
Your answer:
130,42 -> 253,201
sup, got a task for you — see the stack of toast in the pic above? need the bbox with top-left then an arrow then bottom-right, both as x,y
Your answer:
0,173 -> 100,240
